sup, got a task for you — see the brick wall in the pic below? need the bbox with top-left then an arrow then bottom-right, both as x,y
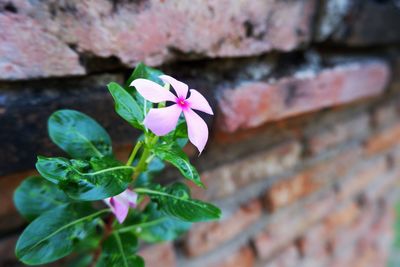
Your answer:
1,0 -> 400,266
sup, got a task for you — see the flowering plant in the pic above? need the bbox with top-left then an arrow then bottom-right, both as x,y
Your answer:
13,64 -> 221,266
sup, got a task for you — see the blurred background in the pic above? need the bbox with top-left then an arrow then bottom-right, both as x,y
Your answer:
1,0 -> 400,266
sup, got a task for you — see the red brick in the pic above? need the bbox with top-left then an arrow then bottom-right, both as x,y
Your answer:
265,172 -> 318,212
190,141 -> 301,201
0,0 -> 316,79
260,244 -> 300,267
254,192 -> 336,260
337,157 -> 388,200
324,202 -> 360,232
306,114 -> 369,155
218,61 -> 390,132
184,199 -> 262,257
139,243 -> 176,267
0,13 -> 85,80
371,104 -> 399,129
265,146 -> 362,211
208,246 -> 255,267
364,123 -> 400,155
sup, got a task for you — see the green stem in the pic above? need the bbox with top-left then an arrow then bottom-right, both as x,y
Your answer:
116,218 -> 167,233
126,141 -> 143,166
132,135 -> 159,180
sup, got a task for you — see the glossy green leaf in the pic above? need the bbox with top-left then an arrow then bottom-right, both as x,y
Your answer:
48,109 -> 112,159
162,119 -> 189,148
154,145 -> 203,187
14,176 -> 69,221
135,183 -> 221,222
96,232 -> 144,267
15,204 -> 107,265
67,254 -> 94,267
107,82 -> 144,129
117,203 -> 190,242
126,62 -> 164,89
36,156 -> 133,201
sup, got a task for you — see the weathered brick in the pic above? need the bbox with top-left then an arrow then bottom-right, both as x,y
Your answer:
265,146 -> 362,211
254,192 -> 336,260
208,246 -> 254,267
337,157 -> 387,200
139,243 -> 176,267
218,61 -> 390,132
0,13 -> 85,80
306,114 -> 369,155
264,172 -> 317,212
0,0 -> 316,79
184,199 -> 262,257
364,123 -> 400,155
371,104 -> 399,129
259,244 -> 300,267
190,141 -> 301,201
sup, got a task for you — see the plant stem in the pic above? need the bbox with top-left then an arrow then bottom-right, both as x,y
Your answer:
126,141 -> 143,166
132,135 -> 159,180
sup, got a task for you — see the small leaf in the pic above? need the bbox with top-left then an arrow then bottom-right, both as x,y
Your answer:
36,156 -> 133,201
126,63 -> 164,89
48,109 -> 112,159
96,232 -> 144,267
136,183 -> 221,222
14,176 -> 69,221
107,82 -> 144,129
154,145 -> 203,187
118,203 -> 191,242
15,204 -> 106,265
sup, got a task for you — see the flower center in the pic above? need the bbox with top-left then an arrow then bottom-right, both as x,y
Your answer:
176,97 -> 189,109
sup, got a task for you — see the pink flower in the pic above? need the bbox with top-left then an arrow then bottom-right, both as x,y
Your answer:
131,75 -> 213,153
103,189 -> 138,223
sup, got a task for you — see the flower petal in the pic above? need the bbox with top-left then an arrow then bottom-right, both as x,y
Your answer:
120,189 -> 138,208
186,89 -> 213,115
183,109 -> 209,153
144,104 -> 182,136
159,75 -> 189,99
104,197 -> 129,223
130,78 -> 176,103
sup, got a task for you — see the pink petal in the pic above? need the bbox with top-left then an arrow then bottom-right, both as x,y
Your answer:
104,197 -> 129,223
144,104 -> 182,136
120,189 -> 138,208
130,78 -> 176,103
186,89 -> 214,115
159,75 -> 189,99
183,109 -> 209,153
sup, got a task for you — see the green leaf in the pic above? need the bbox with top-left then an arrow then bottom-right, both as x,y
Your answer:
48,109 -> 112,159
135,183 -> 221,222
162,119 -> 189,148
96,232 -> 144,267
36,156 -> 133,201
154,145 -> 203,187
67,254 -> 94,267
107,82 -> 144,129
118,203 -> 191,242
15,204 -> 107,265
14,176 -> 70,221
126,62 -> 164,89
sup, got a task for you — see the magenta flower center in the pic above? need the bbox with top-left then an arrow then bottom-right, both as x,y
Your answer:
176,97 -> 189,109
